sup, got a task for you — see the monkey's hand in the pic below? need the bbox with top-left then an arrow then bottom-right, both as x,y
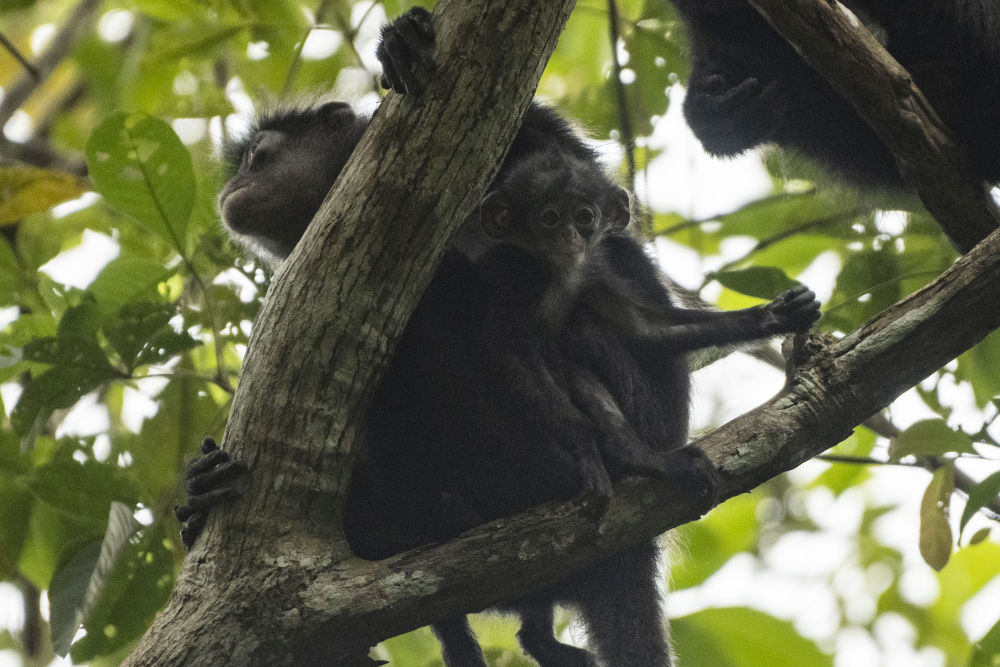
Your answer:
683,71 -> 786,156
760,285 -> 822,335
174,437 -> 247,551
377,7 -> 436,95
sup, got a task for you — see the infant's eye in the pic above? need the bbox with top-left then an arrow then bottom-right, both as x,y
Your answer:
540,207 -> 560,229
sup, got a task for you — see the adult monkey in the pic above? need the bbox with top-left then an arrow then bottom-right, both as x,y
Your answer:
673,0 -> 1000,187
179,7 -> 820,665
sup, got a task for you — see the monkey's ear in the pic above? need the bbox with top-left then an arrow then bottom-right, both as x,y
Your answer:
479,192 -> 512,239
316,101 -> 356,127
607,186 -> 633,232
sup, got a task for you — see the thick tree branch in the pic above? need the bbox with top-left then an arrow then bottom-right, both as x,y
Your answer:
125,1 -> 576,665
746,0 -> 999,252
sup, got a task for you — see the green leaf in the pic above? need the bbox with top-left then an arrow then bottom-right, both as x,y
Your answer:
121,374 -> 229,499
26,461 -> 140,526
889,419 -> 977,460
957,330 -> 1000,407
958,470 -> 1000,541
85,111 -> 195,251
70,520 -> 176,662
50,502 -> 140,657
56,300 -> 103,341
919,465 -> 954,571
0,470 -> 32,576
49,540 -> 102,656
104,302 -> 199,371
24,336 -> 113,372
810,428 -> 876,495
968,527 -> 992,545
671,607 -> 832,667
970,614 -> 1000,666
0,166 -> 89,224
0,236 -> 23,306
11,365 -> 119,437
89,257 -> 174,311
671,493 -> 760,590
709,267 -> 798,300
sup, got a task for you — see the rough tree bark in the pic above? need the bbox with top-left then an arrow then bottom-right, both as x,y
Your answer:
124,0 -> 1000,665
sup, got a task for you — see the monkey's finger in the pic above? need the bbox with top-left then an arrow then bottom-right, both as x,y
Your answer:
188,459 -> 248,495
715,76 -> 761,107
200,436 -> 219,454
375,40 -> 406,93
379,33 -> 426,95
174,504 -> 193,522
405,6 -> 435,42
186,447 -> 231,476
784,287 -> 818,309
180,513 -> 207,550
186,487 -> 241,513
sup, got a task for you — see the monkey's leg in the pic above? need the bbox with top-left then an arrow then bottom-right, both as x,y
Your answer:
494,344 -> 615,510
567,367 -> 685,480
515,598 -> 597,667
572,543 -> 674,667
431,615 -> 487,667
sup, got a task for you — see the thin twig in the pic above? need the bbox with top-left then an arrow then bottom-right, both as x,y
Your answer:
606,0 -> 636,193
0,30 -> 39,79
0,0 -> 103,127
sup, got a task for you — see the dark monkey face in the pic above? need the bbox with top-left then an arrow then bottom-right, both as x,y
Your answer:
479,152 -> 632,271
218,101 -> 367,262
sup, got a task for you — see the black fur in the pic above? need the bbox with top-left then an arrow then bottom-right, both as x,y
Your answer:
672,0 -> 1000,187
177,8 -> 820,666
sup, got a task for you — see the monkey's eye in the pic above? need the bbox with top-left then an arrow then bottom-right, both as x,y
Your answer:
242,143 -> 258,169
540,207 -> 561,229
575,206 -> 597,228
244,141 -> 269,170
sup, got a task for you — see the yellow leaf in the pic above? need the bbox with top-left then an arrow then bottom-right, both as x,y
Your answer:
919,465 -> 955,571
0,165 -> 90,225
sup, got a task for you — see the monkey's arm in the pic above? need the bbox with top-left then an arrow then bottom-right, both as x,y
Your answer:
587,279 -> 820,351
646,286 -> 820,350
477,252 -> 614,507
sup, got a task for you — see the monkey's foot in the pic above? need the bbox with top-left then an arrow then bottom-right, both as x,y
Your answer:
377,7 -> 436,95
